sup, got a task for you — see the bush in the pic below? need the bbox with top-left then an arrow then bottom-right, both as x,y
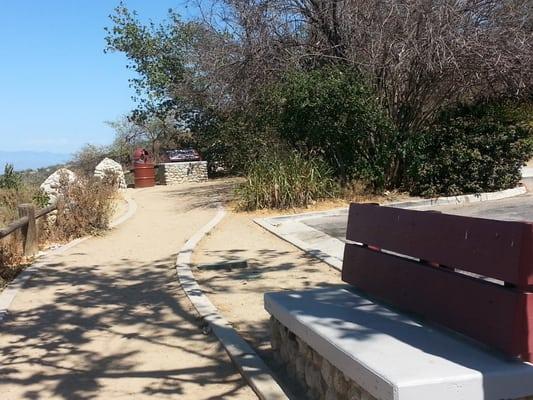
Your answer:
0,173 -> 117,288
236,152 -> 339,210
0,164 -> 21,189
258,67 -> 399,189
70,144 -> 110,176
194,110 -> 282,175
407,102 -> 533,197
0,164 -> 49,226
51,175 -> 117,240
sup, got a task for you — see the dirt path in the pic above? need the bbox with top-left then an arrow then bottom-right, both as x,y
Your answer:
0,182 -> 256,400
193,211 -> 342,398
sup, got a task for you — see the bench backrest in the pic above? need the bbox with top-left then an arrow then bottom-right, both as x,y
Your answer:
342,203 -> 533,362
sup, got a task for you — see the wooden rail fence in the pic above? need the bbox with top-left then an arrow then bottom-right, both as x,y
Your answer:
0,203 -> 57,257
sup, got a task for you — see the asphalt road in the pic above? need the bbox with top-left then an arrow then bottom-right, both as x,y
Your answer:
304,194 -> 533,241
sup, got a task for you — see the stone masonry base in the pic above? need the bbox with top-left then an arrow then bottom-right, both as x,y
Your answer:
270,316 -> 533,400
270,316 -> 376,400
158,161 -> 208,185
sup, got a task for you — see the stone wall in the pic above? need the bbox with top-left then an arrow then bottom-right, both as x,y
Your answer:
270,316 -> 533,400
270,316 -> 377,400
158,161 -> 208,185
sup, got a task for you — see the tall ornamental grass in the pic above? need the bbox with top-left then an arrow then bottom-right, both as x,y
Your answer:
236,153 -> 338,210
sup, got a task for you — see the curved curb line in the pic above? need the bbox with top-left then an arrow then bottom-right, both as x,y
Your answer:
0,193 -> 138,323
176,205 -> 289,400
110,194 -> 138,228
387,185 -> 527,210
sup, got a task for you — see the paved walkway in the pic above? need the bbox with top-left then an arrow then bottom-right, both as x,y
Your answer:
255,192 -> 533,271
305,193 -> 533,242
0,183 -> 255,400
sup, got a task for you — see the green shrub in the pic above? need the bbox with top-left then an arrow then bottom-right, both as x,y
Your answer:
236,152 -> 339,210
407,102 -> 533,197
0,164 -> 21,190
194,110 -> 282,175
258,67 -> 399,189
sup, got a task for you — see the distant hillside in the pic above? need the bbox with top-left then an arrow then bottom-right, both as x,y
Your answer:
0,151 -> 70,171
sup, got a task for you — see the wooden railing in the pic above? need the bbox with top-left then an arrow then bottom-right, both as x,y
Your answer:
0,203 -> 57,257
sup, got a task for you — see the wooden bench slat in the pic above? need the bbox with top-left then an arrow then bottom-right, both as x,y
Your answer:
342,244 -> 533,361
346,203 -> 533,287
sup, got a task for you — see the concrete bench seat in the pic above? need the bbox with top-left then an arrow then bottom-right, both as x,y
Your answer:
265,286 -> 533,400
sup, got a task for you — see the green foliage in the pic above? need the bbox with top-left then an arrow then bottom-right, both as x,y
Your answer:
257,67 -> 399,189
0,164 -> 21,190
32,189 -> 50,209
105,4 -> 199,111
407,102 -> 533,197
105,3 -> 533,202
0,164 -> 50,226
236,152 -> 339,210
194,110 -> 281,175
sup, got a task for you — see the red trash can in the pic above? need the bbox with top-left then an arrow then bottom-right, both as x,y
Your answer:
133,163 -> 155,188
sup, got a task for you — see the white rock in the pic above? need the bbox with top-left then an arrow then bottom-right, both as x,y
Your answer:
40,168 -> 77,204
94,158 -> 126,189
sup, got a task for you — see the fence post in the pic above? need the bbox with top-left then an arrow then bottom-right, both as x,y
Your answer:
18,203 -> 38,257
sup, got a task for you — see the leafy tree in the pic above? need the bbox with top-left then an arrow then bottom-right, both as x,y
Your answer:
258,67 -> 398,188
105,5 -> 189,111
106,1 -> 533,194
407,102 -> 533,196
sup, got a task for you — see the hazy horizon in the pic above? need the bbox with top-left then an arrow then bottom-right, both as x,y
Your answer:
0,150 -> 71,171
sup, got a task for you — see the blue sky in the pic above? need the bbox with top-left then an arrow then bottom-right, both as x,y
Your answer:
0,1 -> 192,155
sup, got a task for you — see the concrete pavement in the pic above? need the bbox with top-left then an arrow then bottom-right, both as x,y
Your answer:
256,192 -> 533,270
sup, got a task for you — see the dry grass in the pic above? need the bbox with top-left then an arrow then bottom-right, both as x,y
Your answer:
0,176 -> 118,290
49,176 -> 118,241
0,186 -> 46,227
0,236 -> 25,289
238,180 -> 410,217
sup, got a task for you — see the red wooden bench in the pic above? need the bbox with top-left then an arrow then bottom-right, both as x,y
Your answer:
342,203 -> 533,362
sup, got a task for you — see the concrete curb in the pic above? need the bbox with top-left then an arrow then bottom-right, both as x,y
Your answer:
254,218 -> 344,271
254,185 -> 527,271
260,186 -> 527,225
386,185 -> 527,210
0,192 -> 138,323
110,194 -> 138,228
176,204 -> 289,400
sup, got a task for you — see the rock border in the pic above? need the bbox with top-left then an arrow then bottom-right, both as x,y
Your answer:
0,191 -> 138,323
176,204 -> 289,400
254,185 -> 527,271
